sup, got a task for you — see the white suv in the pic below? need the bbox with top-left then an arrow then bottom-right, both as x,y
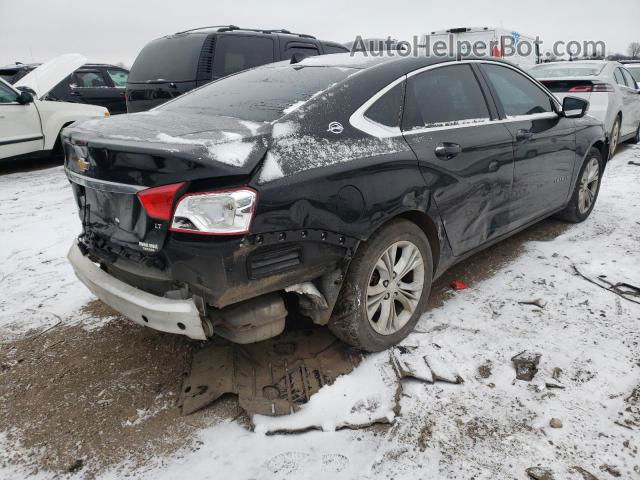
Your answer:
0,54 -> 108,161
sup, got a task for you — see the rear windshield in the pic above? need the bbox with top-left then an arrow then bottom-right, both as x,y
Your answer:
128,34 -> 207,83
627,66 -> 640,82
160,65 -> 356,122
530,63 -> 606,78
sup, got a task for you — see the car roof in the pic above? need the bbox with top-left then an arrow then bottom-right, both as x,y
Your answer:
170,25 -> 316,39
291,51 -> 516,72
0,62 -> 125,71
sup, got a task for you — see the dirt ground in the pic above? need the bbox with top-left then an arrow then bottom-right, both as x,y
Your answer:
0,204 -> 570,478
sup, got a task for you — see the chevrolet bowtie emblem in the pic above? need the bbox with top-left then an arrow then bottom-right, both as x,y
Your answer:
77,157 -> 90,173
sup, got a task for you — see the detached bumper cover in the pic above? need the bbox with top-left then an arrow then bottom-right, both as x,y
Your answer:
68,242 -> 208,340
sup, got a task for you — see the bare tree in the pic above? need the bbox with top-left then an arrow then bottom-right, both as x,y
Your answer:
629,42 -> 640,59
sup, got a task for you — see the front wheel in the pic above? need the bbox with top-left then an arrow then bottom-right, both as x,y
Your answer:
328,219 -> 433,352
555,147 -> 603,223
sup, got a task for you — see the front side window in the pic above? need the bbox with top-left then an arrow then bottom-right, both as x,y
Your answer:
403,64 -> 490,130
213,36 -> 275,78
284,42 -> 320,60
323,44 -> 349,54
74,71 -> 108,88
106,69 -> 129,87
627,67 -> 640,83
482,64 -> 553,117
0,82 -> 18,103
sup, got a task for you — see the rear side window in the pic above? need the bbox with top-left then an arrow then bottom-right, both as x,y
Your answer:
403,64 -> 490,130
74,71 -> 108,88
481,64 -> 553,117
613,68 -> 627,87
129,34 -> 207,83
621,69 -> 636,88
213,35 -> 275,78
365,82 -> 404,128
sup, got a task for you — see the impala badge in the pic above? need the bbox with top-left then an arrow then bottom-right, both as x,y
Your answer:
327,121 -> 344,134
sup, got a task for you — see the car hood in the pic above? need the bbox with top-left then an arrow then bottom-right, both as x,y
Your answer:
63,110 -> 273,183
15,53 -> 85,99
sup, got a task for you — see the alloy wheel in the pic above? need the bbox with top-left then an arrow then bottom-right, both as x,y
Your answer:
366,241 -> 425,335
609,120 -> 620,158
578,157 -> 600,214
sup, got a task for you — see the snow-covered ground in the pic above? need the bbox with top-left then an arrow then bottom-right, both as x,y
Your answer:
1,146 -> 639,479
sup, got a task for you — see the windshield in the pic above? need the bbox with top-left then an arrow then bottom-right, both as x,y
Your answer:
160,65 -> 357,122
530,63 -> 606,78
627,66 -> 640,83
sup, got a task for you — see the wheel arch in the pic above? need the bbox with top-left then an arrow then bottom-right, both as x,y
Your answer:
52,121 -> 75,155
365,210 -> 442,276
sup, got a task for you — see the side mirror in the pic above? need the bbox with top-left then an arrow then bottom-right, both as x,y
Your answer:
562,96 -> 589,119
290,52 -> 307,64
16,85 -> 37,96
17,91 -> 34,105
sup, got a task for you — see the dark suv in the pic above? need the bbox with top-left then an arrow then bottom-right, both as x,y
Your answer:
0,62 -> 129,114
126,25 -> 349,112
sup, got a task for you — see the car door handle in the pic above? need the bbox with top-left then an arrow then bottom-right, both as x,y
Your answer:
435,143 -> 461,160
516,129 -> 533,141
70,91 -> 82,96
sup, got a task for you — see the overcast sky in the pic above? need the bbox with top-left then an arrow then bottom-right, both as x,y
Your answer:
1,0 -> 638,67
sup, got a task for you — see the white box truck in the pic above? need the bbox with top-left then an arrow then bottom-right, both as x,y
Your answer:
423,27 -> 541,68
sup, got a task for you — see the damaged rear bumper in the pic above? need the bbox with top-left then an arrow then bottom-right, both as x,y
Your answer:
68,242 -> 209,340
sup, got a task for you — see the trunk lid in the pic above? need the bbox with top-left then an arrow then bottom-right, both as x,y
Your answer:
64,111 -> 271,255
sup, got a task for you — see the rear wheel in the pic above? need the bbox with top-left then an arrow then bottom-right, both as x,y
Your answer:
608,116 -> 621,158
328,219 -> 433,352
556,147 -> 603,223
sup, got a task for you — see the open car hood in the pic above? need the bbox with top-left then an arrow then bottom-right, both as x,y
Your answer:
14,53 -> 86,99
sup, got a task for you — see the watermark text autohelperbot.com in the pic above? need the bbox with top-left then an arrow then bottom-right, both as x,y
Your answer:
351,35 -> 607,59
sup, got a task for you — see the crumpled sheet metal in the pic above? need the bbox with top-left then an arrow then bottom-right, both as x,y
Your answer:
180,329 -> 362,416
180,330 -> 464,427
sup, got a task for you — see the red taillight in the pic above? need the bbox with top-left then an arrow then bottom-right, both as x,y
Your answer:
592,83 -> 614,92
137,182 -> 186,221
569,85 -> 593,93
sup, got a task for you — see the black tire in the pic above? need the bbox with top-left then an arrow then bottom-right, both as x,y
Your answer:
608,116 -> 621,158
555,147 -> 603,223
629,123 -> 640,145
328,219 -> 433,352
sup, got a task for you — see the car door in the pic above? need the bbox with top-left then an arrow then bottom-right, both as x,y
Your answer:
478,62 -> 576,227
401,63 -> 516,256
70,69 -> 118,112
620,67 -> 640,135
0,81 -> 43,160
103,67 -> 129,114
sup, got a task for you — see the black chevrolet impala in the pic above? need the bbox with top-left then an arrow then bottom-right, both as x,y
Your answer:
63,54 -> 607,352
